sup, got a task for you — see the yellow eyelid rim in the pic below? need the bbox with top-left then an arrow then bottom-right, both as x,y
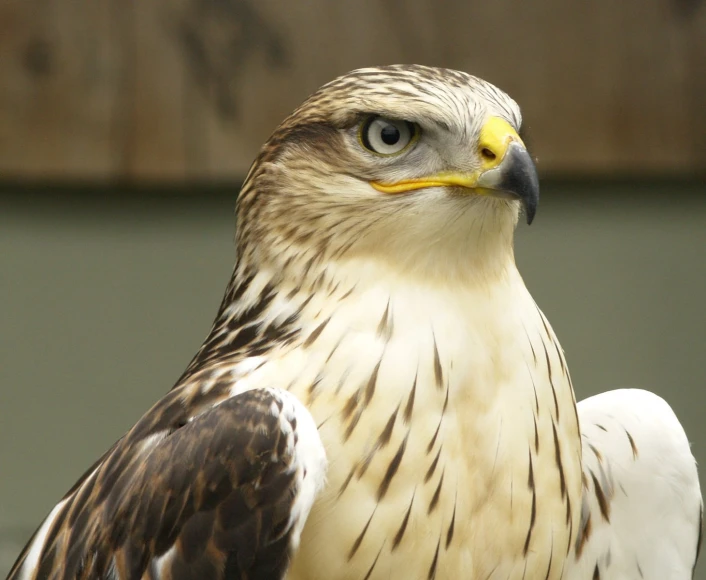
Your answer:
357,116 -> 421,157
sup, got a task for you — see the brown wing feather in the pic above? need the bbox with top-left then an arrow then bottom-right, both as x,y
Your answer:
8,387 -> 316,580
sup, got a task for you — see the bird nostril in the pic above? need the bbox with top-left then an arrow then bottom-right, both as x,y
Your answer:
481,148 -> 497,161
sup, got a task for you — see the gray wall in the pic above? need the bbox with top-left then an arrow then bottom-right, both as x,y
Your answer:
1,183 -> 705,577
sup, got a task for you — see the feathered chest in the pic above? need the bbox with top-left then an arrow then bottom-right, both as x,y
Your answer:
231,275 -> 583,579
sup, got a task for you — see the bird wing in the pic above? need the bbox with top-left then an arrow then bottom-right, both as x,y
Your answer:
7,386 -> 327,580
566,389 -> 702,579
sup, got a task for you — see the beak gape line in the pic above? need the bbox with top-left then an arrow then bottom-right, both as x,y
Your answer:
370,117 -> 540,224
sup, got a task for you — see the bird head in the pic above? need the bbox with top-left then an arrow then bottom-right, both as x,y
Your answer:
235,65 -> 538,282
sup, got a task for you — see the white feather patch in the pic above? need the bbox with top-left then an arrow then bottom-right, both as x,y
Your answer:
265,388 -> 327,551
566,388 -> 702,579
17,498 -> 69,580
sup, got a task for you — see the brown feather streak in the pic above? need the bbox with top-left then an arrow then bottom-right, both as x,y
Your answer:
543,340 -> 560,421
402,372 -> 417,425
391,490 -> 416,551
362,542 -> 386,580
425,447 -> 442,483
432,336 -> 443,390
428,470 -> 445,514
590,470 -> 611,522
625,429 -> 638,459
377,433 -> 409,501
303,317 -> 330,348
428,538 -> 441,580
552,422 -> 566,497
446,494 -> 457,549
348,507 -> 377,560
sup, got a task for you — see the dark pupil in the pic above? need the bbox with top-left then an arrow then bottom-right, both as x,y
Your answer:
380,124 -> 400,145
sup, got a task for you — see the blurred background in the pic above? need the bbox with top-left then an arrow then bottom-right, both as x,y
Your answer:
1,0 -> 705,576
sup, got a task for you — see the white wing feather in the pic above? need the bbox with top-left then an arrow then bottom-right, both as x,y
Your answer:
565,389 -> 702,579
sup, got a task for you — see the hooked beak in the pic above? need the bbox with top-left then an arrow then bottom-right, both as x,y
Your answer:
370,117 -> 540,224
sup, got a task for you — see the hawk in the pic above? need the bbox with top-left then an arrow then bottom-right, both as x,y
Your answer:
8,65 -> 702,580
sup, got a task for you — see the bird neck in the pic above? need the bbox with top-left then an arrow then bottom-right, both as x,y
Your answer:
179,229 -> 520,386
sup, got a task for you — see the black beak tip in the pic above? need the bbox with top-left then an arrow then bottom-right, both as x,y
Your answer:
504,149 -> 540,225
524,199 -> 537,225
510,148 -> 540,225
523,167 -> 540,225
476,142 -> 540,225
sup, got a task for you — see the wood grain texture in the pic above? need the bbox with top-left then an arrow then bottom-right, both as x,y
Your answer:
0,0 -> 704,179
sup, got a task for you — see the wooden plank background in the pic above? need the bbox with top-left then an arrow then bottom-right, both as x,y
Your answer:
0,0 -> 704,180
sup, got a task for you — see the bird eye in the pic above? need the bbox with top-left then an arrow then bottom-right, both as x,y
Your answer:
359,116 -> 418,156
